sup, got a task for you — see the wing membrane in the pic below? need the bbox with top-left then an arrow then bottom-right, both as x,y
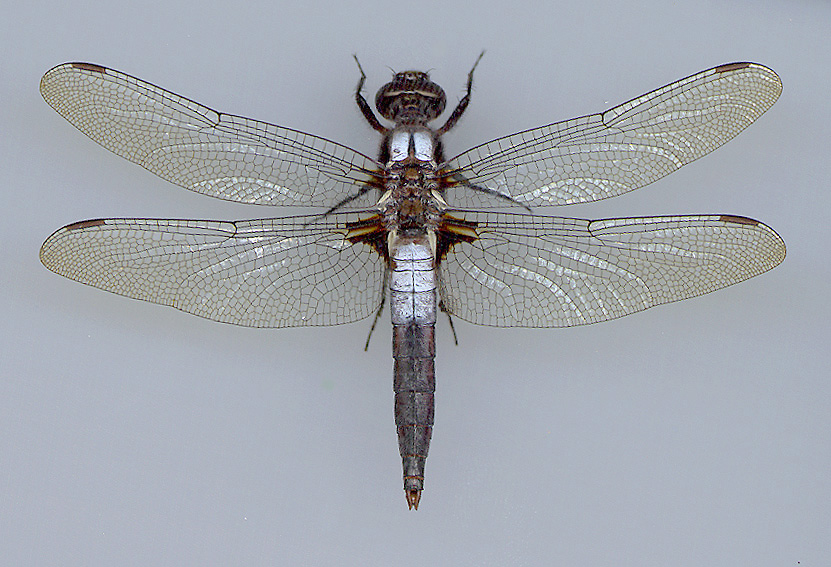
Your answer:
444,62 -> 781,208
40,213 -> 386,327
40,62 -> 380,208
439,211 -> 785,327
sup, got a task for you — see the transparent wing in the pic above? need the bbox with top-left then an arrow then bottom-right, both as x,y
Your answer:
443,62 -> 781,208
40,213 -> 386,327
439,212 -> 785,327
40,62 -> 381,209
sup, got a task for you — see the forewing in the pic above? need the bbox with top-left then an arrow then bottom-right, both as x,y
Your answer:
40,213 -> 386,327
40,62 -> 380,208
439,212 -> 785,327
444,63 -> 781,208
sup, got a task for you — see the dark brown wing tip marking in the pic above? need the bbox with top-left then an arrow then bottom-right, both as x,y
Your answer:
714,62 -> 752,73
719,215 -> 759,226
66,219 -> 108,230
71,62 -> 107,73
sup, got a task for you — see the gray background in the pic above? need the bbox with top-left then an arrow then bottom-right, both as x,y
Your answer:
2,1 -> 828,565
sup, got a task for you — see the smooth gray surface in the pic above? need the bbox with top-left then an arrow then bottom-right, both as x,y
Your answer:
1,1 -> 827,565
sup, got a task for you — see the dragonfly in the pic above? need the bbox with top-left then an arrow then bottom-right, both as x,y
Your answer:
39,57 -> 785,510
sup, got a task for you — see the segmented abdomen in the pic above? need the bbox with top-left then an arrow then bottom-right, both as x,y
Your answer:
389,235 -> 437,509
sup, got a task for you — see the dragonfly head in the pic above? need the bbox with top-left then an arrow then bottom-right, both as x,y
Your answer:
375,70 -> 447,124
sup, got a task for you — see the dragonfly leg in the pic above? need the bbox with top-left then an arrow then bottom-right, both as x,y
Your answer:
353,55 -> 388,134
300,184 -> 379,229
437,50 -> 485,135
448,172 -> 532,212
439,300 -> 459,346
364,281 -> 387,351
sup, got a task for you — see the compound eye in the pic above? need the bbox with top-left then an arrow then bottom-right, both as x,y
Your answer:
426,90 -> 447,120
374,83 -> 397,119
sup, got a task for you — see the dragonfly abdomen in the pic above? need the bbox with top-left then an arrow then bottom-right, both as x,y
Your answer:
389,235 -> 437,510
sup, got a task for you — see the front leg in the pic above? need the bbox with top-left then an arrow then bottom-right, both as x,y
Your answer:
437,50 -> 485,135
353,55 -> 388,134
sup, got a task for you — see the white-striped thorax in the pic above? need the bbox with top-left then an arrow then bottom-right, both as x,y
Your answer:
377,125 -> 445,236
388,128 -> 435,163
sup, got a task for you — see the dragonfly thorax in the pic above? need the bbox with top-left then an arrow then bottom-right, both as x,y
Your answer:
388,128 -> 436,163
380,160 -> 443,232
